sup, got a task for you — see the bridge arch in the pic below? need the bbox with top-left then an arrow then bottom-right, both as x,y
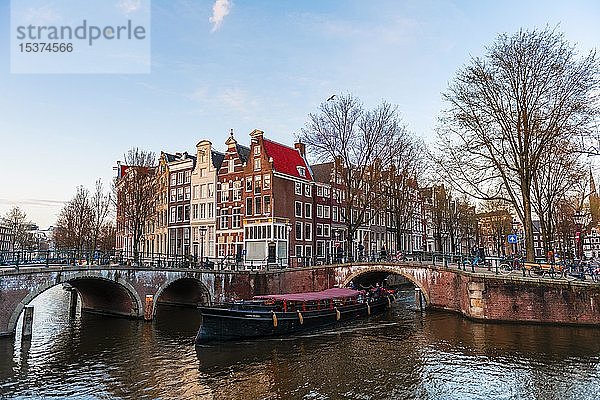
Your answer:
341,264 -> 431,306
7,271 -> 145,335
152,276 -> 212,317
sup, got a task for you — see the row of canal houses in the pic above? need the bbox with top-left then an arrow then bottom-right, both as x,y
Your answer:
118,129 -> 428,267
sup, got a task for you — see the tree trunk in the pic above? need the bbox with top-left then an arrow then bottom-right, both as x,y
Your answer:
523,195 -> 535,262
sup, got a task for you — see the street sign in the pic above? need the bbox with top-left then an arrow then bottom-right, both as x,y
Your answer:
335,241 -> 340,247
507,234 -> 518,244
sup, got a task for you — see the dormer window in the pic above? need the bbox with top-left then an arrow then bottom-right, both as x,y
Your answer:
297,166 -> 306,178
254,146 -> 260,155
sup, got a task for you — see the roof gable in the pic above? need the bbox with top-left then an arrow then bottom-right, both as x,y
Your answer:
263,139 -> 312,180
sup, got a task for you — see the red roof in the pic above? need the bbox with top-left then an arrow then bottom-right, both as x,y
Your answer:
254,288 -> 361,302
263,139 -> 312,180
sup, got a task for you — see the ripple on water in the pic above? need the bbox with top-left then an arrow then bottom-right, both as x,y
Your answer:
2,287 -> 600,399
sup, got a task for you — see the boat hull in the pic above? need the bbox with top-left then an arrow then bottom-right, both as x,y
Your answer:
195,297 -> 391,344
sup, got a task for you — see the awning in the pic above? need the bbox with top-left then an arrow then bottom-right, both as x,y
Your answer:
254,288 -> 362,302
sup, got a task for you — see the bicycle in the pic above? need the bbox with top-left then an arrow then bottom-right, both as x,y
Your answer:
499,256 -> 522,275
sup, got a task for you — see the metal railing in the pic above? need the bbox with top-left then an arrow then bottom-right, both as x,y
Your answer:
2,249 -> 599,282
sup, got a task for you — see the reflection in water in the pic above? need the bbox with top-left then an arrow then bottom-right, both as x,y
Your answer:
1,286 -> 600,399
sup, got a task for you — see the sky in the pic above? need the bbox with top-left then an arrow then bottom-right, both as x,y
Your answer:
1,0 -> 599,229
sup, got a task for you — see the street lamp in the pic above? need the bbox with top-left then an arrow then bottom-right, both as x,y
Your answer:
199,226 -> 208,266
574,210 -> 585,260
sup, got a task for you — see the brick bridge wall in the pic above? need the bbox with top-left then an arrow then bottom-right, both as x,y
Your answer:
2,262 -> 600,336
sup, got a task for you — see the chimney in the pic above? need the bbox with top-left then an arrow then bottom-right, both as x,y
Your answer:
294,141 -> 306,157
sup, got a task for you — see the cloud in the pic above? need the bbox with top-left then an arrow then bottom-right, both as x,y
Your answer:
209,0 -> 232,32
117,0 -> 142,14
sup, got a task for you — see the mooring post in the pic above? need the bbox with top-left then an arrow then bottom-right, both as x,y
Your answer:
414,287 -> 423,312
144,295 -> 154,321
21,305 -> 34,340
68,288 -> 78,318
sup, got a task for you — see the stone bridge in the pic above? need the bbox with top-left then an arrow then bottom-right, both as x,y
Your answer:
2,261 -> 600,337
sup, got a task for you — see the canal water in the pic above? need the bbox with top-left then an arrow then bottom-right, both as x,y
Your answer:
1,286 -> 600,400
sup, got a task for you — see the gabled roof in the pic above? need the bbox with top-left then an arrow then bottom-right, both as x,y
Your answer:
311,162 -> 333,184
236,144 -> 250,164
263,139 -> 312,180
162,152 -> 177,163
211,150 -> 225,169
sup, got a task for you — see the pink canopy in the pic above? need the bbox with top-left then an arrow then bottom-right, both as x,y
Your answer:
254,288 -> 361,302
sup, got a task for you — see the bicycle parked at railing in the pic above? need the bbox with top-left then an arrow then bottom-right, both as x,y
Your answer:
499,256 -> 522,275
563,259 -> 600,282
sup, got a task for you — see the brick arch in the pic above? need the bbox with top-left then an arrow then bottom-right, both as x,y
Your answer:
152,276 -> 213,317
340,265 -> 430,306
7,272 -> 144,335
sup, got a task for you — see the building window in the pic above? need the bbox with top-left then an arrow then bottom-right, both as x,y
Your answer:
295,201 -> 302,218
254,158 -> 261,171
295,182 -> 302,195
246,197 -> 253,216
332,206 -> 338,222
184,186 -> 191,200
254,146 -> 260,155
264,196 -> 271,213
193,185 -> 199,199
316,223 -> 323,237
295,245 -> 303,257
316,204 -> 323,218
324,187 -> 330,197
305,223 -> 312,241
295,222 -> 302,240
228,160 -> 234,173
317,241 -> 325,257
221,182 -> 229,202
255,197 -> 262,214
170,207 -> 176,223
184,171 -> 191,183
246,177 -> 252,192
323,206 -> 330,219
220,209 -> 229,229
263,175 -> 271,189
177,187 -> 183,201
317,186 -> 323,197
305,245 -> 312,258
177,205 -> 183,221
170,173 -> 177,186
323,224 -> 330,238
208,183 -> 214,197
297,166 -> 306,177
254,175 -> 261,194
192,204 -> 198,220
233,181 -> 242,201
199,203 -> 206,219
232,208 -> 241,228
304,184 -> 311,197
305,203 -> 312,219
178,172 -> 183,184
208,203 -> 214,218
184,205 -> 190,221
170,189 -> 176,202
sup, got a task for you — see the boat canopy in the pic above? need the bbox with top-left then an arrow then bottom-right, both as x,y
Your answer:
254,288 -> 362,302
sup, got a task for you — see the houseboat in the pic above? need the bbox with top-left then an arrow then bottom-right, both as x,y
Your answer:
195,287 -> 392,344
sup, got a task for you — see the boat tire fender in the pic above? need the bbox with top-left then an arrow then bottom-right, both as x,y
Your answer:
335,307 -> 341,321
272,311 -> 278,328
297,311 -> 304,325
367,303 -> 371,315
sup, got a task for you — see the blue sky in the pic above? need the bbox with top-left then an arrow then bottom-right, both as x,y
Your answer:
1,0 -> 599,228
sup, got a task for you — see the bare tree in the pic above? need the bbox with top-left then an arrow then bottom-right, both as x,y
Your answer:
1,206 -> 33,250
91,179 -> 112,251
115,148 -> 156,262
383,137 -> 426,252
54,186 -> 94,253
300,94 -> 411,254
478,200 -> 513,256
531,141 -> 587,254
433,27 -> 599,261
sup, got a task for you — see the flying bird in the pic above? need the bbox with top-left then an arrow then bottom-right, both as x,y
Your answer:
327,94 -> 336,101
